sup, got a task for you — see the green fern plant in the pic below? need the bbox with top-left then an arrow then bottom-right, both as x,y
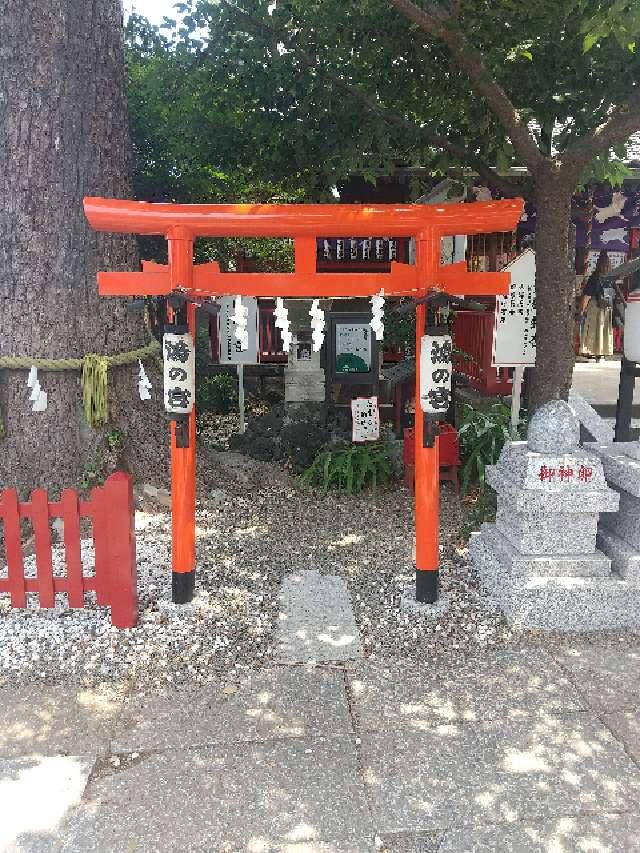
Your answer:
301,441 -> 394,494
458,401 -> 521,494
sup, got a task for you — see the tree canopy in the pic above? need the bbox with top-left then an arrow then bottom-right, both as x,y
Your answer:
125,0 -> 640,204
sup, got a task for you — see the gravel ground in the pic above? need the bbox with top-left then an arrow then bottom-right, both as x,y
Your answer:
1,424 -> 638,690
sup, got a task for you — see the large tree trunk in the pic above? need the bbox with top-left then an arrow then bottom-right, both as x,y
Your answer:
527,165 -> 577,412
0,0 -> 167,497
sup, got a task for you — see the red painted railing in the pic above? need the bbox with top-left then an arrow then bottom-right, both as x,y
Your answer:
452,310 -> 512,396
0,472 -> 137,628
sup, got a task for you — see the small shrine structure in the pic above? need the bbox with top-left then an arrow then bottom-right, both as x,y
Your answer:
84,197 -> 523,605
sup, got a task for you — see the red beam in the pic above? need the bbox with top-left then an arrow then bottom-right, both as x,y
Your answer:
98,263 -> 509,299
84,197 -> 524,239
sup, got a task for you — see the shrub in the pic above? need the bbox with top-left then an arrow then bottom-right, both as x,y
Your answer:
301,441 -> 394,494
458,401 -> 524,494
229,404 -> 352,472
197,373 -> 238,414
457,400 -> 527,540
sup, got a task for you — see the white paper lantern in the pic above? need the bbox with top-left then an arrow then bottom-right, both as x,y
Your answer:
419,334 -> 453,416
163,331 -> 195,415
625,292 -> 640,362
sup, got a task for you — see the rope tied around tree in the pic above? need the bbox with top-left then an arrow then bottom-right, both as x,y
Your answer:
0,339 -> 161,429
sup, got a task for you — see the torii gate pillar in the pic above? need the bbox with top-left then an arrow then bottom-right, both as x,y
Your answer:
167,228 -> 197,602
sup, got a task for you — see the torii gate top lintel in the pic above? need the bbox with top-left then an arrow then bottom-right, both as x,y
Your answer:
84,197 -> 524,300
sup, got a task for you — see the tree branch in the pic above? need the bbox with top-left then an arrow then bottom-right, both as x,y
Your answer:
389,0 -> 544,172
220,1 -> 522,198
562,90 -> 640,173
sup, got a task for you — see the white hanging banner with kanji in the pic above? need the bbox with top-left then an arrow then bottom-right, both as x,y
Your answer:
419,334 -> 453,417
163,331 -> 196,415
351,396 -> 380,442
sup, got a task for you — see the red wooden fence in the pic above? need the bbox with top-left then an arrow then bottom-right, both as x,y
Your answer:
452,310 -> 512,396
0,472 -> 137,628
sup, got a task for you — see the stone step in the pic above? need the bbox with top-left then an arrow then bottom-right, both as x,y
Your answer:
470,527 -> 640,631
275,570 -> 363,664
598,528 -> 640,583
480,525 -> 611,578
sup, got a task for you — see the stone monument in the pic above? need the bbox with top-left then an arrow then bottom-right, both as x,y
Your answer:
589,440 -> 640,582
469,400 -> 640,630
283,300 -> 326,409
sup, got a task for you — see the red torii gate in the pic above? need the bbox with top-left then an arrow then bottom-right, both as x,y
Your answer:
84,197 -> 523,605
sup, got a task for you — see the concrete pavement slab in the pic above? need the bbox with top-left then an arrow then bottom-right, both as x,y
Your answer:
254,843 -> 378,852
276,571 -> 363,664
361,712 -> 640,834
603,708 -> 640,763
349,649 -> 584,731
60,737 -> 373,852
112,666 -> 352,752
0,685 -> 125,759
0,754 -> 94,853
380,833 -> 444,852
554,645 -> 640,711
439,813 -> 640,852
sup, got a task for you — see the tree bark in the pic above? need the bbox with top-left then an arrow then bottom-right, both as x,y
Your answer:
0,0 -> 167,497
527,164 -> 576,412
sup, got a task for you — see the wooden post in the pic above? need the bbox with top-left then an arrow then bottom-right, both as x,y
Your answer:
31,489 -> 55,608
238,363 -> 246,434
168,229 -> 197,604
103,472 -> 138,629
414,233 -> 441,603
1,490 -> 26,608
511,365 -> 525,437
59,489 -> 85,608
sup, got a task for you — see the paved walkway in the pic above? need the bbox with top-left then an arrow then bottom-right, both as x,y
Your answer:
572,359 -> 640,413
3,643 -> 640,852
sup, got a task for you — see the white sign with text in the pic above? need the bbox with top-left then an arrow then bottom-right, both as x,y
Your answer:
492,249 -> 537,367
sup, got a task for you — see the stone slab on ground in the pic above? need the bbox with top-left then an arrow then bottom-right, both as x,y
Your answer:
112,666 -> 352,753
471,525 -> 640,630
398,588 -> 450,618
604,709 -> 640,765
439,813 -> 640,853
276,571 -> 363,663
380,832 -> 444,853
0,685 -> 124,759
0,754 -> 95,853
348,648 -> 584,731
597,528 -> 640,582
60,737 -> 373,853
361,712 -> 640,834
554,645 -> 640,711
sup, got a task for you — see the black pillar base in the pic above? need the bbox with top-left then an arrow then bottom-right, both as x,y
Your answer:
172,570 -> 196,604
415,569 -> 439,604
